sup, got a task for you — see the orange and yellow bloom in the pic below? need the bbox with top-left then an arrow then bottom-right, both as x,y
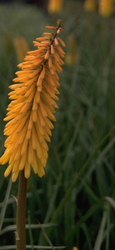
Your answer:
0,20 -> 65,182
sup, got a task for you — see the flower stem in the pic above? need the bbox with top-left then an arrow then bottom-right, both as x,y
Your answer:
16,169 -> 27,250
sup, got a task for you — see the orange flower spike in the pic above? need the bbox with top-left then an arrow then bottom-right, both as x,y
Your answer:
0,20 -> 65,182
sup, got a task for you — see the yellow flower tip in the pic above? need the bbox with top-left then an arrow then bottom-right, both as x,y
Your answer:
0,150 -> 10,165
1,21 -> 65,181
12,171 -> 19,182
4,164 -> 13,178
24,162 -> 30,179
37,163 -> 46,177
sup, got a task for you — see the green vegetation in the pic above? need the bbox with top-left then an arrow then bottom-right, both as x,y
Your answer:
0,2 -> 115,249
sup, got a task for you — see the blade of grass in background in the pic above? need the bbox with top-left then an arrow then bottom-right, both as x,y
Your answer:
0,175 -> 12,232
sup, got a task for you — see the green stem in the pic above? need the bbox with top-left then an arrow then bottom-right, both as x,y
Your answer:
16,169 -> 27,250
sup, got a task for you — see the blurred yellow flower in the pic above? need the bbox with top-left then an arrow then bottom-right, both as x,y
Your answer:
65,34 -> 78,66
14,37 -> 30,63
84,0 -> 97,12
48,0 -> 64,13
99,0 -> 114,16
73,247 -> 79,250
0,21 -> 65,182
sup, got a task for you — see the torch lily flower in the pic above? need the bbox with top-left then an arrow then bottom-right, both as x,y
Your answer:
0,20 -> 65,182
48,0 -> 64,13
99,0 -> 114,17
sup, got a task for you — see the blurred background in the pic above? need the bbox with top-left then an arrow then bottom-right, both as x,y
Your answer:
0,0 -> 115,249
